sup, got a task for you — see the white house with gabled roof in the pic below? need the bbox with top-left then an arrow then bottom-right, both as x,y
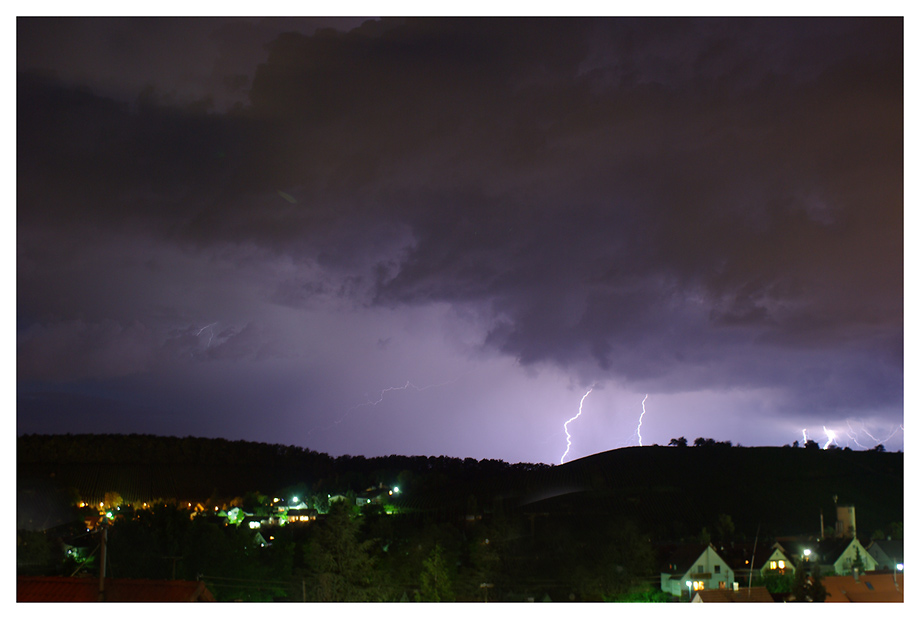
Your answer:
660,543 -> 735,599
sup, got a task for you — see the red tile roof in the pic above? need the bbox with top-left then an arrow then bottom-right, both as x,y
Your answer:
693,586 -> 774,602
822,574 -> 904,602
17,576 -> 216,602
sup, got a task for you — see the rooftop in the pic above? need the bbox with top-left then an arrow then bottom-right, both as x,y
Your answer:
17,576 -> 216,602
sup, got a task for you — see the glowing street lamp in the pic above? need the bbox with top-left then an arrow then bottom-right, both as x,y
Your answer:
686,580 -> 692,601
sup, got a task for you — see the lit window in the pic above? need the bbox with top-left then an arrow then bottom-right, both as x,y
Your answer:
693,581 -> 704,591
770,561 -> 777,570
778,560 -> 785,570
719,582 -> 726,589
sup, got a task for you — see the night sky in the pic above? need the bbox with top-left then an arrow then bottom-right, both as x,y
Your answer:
16,17 -> 904,464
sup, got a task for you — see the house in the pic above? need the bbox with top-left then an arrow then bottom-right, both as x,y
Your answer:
660,543 -> 735,599
253,530 -> 269,547
822,573 -> 904,602
692,586 -> 774,602
723,542 -> 794,586
812,537 -> 879,575
866,539 -> 903,571
287,507 -> 319,523
357,484 -> 397,506
17,576 -> 216,602
779,536 -> 878,576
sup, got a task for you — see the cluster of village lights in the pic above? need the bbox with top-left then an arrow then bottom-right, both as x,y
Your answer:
80,486 -> 402,524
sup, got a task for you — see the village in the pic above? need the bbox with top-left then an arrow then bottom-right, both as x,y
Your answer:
20,480 -> 905,603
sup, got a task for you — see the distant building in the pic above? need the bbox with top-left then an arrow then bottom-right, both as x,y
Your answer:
835,504 -> 857,538
660,543 -> 735,599
287,507 -> 318,523
866,539 -> 903,571
357,484 -> 398,506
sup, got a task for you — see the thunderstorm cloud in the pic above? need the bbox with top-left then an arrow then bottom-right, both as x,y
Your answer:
17,18 -> 903,461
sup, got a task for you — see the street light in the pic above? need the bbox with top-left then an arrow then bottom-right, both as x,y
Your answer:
686,580 -> 692,601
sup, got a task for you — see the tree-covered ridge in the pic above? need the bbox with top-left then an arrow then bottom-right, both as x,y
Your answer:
17,433 -> 548,473
17,433 -> 551,514
19,434 -> 902,539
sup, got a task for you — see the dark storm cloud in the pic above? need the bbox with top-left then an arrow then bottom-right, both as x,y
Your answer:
17,18 -> 902,441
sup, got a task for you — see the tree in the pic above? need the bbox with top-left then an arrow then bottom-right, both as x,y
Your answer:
792,563 -> 810,601
716,514 -> 735,544
886,521 -> 903,539
792,562 -> 826,602
872,444 -> 886,452
809,566 -> 827,602
759,569 -> 794,594
306,501 -> 380,601
852,548 -> 864,573
669,437 -> 688,447
698,527 -> 711,545
417,543 -> 455,602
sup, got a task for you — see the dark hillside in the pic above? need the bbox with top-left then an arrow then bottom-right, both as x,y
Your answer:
520,445 -> 902,539
18,435 -> 901,540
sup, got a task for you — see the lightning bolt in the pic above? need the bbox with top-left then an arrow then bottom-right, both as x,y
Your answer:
862,424 -> 903,445
328,376 -> 463,427
561,388 -> 593,465
844,421 -> 869,449
822,426 -> 837,450
838,420 -> 903,450
810,421 -> 902,451
802,428 -> 810,445
196,322 -> 217,348
350,381 -> 424,413
637,394 -> 649,447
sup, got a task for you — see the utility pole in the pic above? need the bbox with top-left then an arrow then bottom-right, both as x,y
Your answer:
162,556 -> 183,580
98,519 -> 108,602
